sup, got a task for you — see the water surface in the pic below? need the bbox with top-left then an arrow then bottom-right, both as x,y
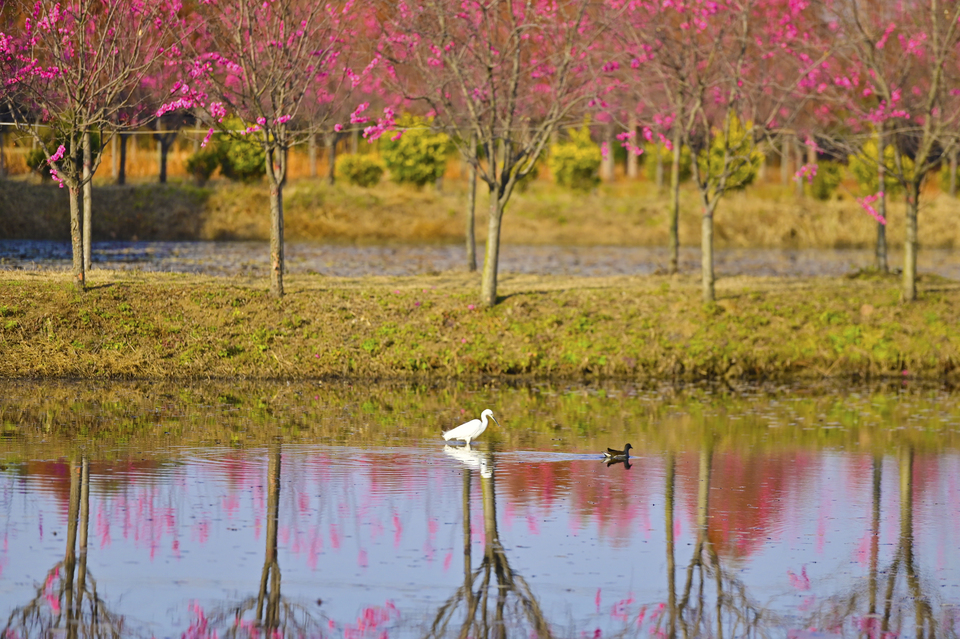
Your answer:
2,240 -> 957,278
1,381 -> 958,638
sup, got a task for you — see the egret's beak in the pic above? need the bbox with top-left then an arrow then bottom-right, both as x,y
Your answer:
492,416 -> 501,428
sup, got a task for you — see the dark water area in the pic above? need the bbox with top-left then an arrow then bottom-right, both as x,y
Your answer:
1,381 -> 959,638
4,239 -> 960,278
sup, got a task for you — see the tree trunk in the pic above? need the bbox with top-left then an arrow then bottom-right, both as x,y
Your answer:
466,147 -> 478,272
267,148 -> 286,298
83,131 -> 93,273
325,132 -> 337,185
117,133 -> 128,185
701,206 -> 715,303
668,127 -> 682,274
480,194 -> 504,307
626,116 -> 638,179
951,148 -> 958,198
876,132 -> 888,272
69,182 -> 86,291
794,136 -> 804,199
308,133 -> 317,178
156,125 -> 176,184
655,145 -> 665,192
0,128 -> 6,178
780,135 -> 790,186
903,183 -> 919,301
351,127 -> 359,154
601,123 -> 615,182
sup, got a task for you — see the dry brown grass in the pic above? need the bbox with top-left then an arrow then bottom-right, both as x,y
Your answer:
4,145 -> 960,248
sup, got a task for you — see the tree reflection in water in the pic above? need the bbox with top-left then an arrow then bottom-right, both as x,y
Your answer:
2,458 -> 125,639
429,444 -> 553,639
662,444 -> 772,639
187,443 -> 327,638
794,447 -> 954,639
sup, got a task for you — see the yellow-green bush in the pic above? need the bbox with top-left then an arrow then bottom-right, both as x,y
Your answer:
381,114 -> 451,188
696,113 -> 763,191
848,138 -> 911,196
336,154 -> 385,187
548,125 -> 601,191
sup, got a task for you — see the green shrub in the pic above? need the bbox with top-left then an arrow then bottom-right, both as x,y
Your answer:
810,160 -> 844,201
25,131 -> 102,179
848,138 -> 909,196
185,146 -> 220,186
644,143 -> 691,183
381,114 -> 451,188
548,125 -> 601,191
26,148 -> 51,178
939,158 -> 959,195
218,134 -> 266,183
696,113 -> 763,191
336,154 -> 385,187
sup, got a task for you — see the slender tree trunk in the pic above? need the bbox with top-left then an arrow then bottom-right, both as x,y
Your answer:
157,121 -> 166,183
351,127 -> 359,154
626,116 -> 638,179
117,133 -> 128,185
655,145 -> 665,192
780,135 -> 790,186
480,194 -> 504,307
325,132 -> 337,185
267,148 -> 286,298
701,205 -> 715,303
0,129 -> 6,178
757,142 -> 767,182
601,123 -> 615,182
903,183 -> 920,301
794,136 -> 804,199
876,132 -> 888,272
950,148 -> 958,198
111,134 -> 118,179
466,145 -> 478,272
308,133 -> 317,178
668,127 -> 682,275
83,132 -> 93,273
70,181 -> 85,291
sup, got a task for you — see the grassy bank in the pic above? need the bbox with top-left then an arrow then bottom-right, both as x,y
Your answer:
4,176 -> 960,248
1,270 -> 959,381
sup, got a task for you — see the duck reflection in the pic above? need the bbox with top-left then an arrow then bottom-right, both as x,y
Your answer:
429,443 -> 553,639
2,457 -> 122,639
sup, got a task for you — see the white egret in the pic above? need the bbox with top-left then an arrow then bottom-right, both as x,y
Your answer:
442,409 -> 499,446
602,443 -> 633,459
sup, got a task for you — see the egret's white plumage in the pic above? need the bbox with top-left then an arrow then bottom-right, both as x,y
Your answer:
442,409 -> 499,446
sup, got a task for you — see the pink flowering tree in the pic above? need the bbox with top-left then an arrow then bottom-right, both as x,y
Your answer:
614,0 -> 832,303
163,0 -> 371,297
821,0 -> 960,301
375,0 -> 614,307
0,0 -> 183,290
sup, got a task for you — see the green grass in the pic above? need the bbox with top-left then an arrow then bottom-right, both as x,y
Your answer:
1,269 -> 959,381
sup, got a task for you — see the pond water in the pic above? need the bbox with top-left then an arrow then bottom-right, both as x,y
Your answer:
4,239 -> 960,279
1,381 -> 959,639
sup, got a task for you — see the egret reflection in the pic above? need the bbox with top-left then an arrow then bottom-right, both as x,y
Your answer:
430,444 -> 553,639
